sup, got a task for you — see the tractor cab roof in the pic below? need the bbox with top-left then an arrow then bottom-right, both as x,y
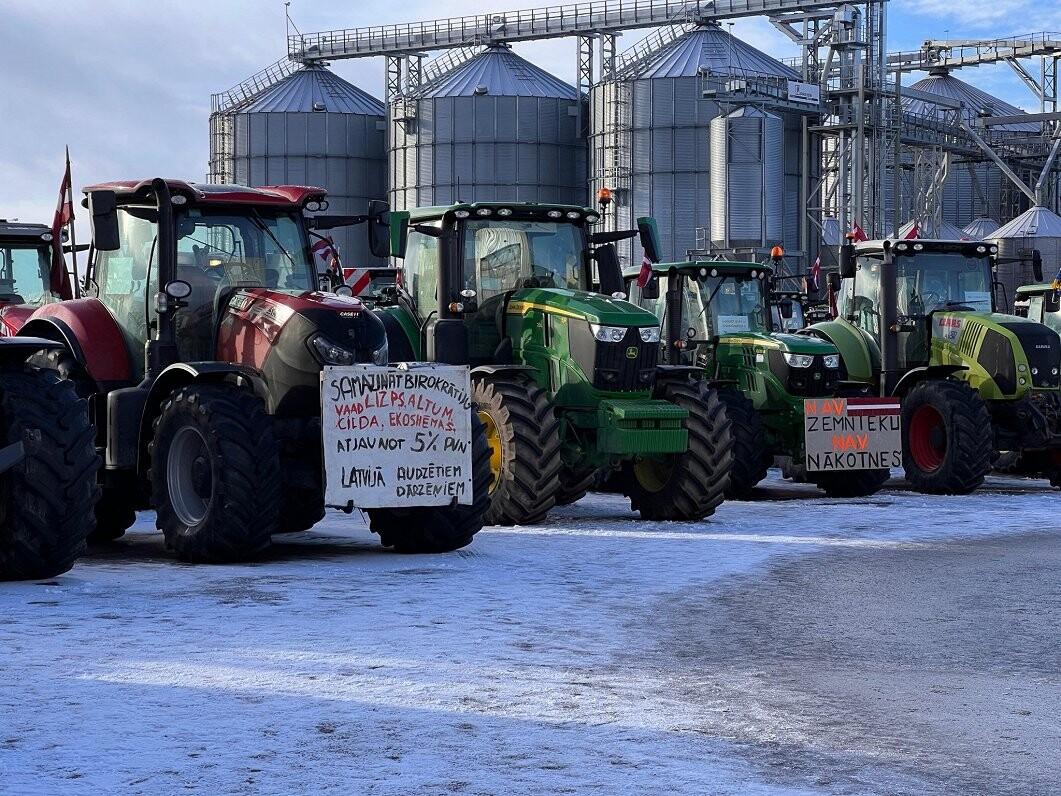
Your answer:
850,239 -> 997,257
0,221 -> 53,243
623,259 -> 772,280
81,180 -> 328,209
403,201 -> 599,225
1016,283 -> 1056,296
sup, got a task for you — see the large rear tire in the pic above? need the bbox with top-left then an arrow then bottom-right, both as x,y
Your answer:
368,413 -> 492,553
472,374 -> 561,526
717,389 -> 769,498
554,464 -> 598,506
811,468 -> 890,497
619,380 -> 733,521
0,368 -> 100,581
150,385 -> 281,563
901,379 -> 992,495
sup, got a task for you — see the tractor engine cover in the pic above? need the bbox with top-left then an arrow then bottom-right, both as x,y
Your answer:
217,288 -> 388,417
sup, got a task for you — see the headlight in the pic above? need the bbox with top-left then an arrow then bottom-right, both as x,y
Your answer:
589,323 -> 628,343
823,354 -> 840,369
783,352 -> 814,368
639,326 -> 661,343
309,333 -> 356,366
372,339 -> 389,366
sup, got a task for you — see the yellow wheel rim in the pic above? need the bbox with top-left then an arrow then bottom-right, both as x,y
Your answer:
633,457 -> 672,493
478,409 -> 503,493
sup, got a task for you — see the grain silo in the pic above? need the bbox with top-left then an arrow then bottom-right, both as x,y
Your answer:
590,22 -> 810,265
902,69 -> 1037,227
991,206 -> 1061,308
962,217 -> 1001,240
389,44 -> 587,212
221,64 -> 387,267
897,218 -> 966,240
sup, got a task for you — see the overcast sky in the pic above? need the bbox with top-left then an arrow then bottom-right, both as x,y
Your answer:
1,0 -> 1056,235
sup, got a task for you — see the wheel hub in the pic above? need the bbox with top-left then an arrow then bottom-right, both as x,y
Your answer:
167,426 -> 213,526
908,404 -> 946,473
478,410 -> 503,493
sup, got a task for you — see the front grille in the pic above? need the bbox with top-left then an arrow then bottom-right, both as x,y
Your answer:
768,350 -> 839,397
1001,322 -> 1061,389
593,328 -> 658,392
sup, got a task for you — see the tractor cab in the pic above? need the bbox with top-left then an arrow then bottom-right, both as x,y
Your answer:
1014,283 -> 1061,338
0,221 -> 62,334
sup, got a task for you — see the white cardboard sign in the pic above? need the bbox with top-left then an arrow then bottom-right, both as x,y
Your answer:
322,364 -> 474,508
804,397 -> 902,472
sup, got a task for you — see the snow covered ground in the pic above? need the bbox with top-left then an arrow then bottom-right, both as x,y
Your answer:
1,472 -> 1058,795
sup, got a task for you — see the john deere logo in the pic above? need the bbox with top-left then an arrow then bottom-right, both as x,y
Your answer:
626,346 -> 638,359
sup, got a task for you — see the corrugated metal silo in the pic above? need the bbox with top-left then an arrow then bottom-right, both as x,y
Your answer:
225,64 -> 387,267
709,107 -> 783,249
590,23 -> 807,265
389,44 -> 586,211
991,206 -> 1061,308
962,216 -> 1000,240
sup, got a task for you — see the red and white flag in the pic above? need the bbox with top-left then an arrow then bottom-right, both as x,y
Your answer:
904,222 -> 920,240
809,253 -> 822,291
636,251 -> 653,289
49,148 -> 74,299
311,235 -> 341,275
850,221 -> 868,242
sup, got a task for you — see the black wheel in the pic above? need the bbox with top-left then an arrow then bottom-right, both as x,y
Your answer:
811,468 -> 890,497
90,488 -> 137,542
619,380 -> 733,521
0,368 -> 100,581
992,450 -> 1024,475
717,389 -> 769,498
150,385 -> 281,563
368,413 -> 492,553
901,379 -> 992,495
277,487 -> 325,534
1050,471 -> 1060,490
472,374 -> 561,526
554,464 -> 598,506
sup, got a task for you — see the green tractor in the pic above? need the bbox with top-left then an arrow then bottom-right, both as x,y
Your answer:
1014,283 -> 1061,337
626,259 -> 889,498
368,201 -> 733,525
809,238 -> 1061,493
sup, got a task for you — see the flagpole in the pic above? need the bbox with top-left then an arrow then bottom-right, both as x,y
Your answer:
66,146 -> 81,298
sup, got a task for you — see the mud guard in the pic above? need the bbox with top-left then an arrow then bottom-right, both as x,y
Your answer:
18,298 -> 132,388
892,364 -> 968,397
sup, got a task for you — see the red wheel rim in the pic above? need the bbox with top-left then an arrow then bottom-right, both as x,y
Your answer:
908,404 -> 946,472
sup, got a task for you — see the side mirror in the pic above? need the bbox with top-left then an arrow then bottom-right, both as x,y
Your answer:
1032,249 -> 1044,283
88,190 -> 120,252
636,216 -> 662,263
779,298 -> 795,320
368,200 -> 392,259
641,276 -> 660,301
594,244 -> 623,296
827,272 -> 841,293
838,243 -> 856,279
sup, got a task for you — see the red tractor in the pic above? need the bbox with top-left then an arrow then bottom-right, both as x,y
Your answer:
0,220 -> 71,334
18,179 -> 489,562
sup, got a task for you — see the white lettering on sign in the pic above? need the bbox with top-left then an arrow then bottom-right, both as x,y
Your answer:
787,81 -> 821,104
322,364 -> 474,508
804,397 -> 902,472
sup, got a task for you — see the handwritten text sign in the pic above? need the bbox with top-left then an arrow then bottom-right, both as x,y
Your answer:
322,364 -> 474,508
804,397 -> 902,472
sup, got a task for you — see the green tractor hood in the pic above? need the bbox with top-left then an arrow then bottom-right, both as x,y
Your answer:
505,287 -> 660,327
716,330 -> 833,354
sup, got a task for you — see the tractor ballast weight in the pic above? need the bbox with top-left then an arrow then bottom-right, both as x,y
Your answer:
628,259 -> 888,498
17,178 -> 491,561
808,238 -> 1061,492
370,201 -> 732,524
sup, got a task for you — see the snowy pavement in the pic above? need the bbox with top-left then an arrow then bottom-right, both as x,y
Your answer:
1,472 -> 1058,795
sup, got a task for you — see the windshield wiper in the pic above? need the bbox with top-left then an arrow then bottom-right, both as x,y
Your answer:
250,210 -> 298,271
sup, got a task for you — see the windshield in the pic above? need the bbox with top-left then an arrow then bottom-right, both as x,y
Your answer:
0,243 -> 52,306
175,208 -> 315,292
462,220 -> 585,302
895,252 -> 993,316
682,273 -> 768,340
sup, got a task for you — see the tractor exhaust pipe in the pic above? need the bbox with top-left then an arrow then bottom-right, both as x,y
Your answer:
879,240 -> 899,395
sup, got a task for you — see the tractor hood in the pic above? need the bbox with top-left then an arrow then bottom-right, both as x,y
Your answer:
717,330 -> 835,355
503,287 -> 659,327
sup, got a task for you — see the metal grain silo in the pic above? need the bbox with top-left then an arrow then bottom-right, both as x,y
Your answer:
225,64 -> 387,267
990,206 -> 1061,308
962,217 -> 1000,240
903,70 -> 1037,226
590,23 -> 806,265
390,44 -> 586,211
709,107 -> 783,249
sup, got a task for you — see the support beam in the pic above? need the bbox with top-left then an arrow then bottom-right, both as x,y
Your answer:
959,119 -> 1038,204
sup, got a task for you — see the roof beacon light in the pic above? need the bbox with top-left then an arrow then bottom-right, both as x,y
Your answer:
597,187 -> 613,207
770,245 -> 784,260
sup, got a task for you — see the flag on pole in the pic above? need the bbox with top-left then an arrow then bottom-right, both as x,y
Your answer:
809,253 -> 822,291
311,235 -> 341,277
850,221 -> 868,242
49,149 -> 74,299
903,222 -> 920,240
636,251 -> 653,289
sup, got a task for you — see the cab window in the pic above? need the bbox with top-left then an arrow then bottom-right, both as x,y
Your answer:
0,245 -> 52,306
402,228 -> 440,320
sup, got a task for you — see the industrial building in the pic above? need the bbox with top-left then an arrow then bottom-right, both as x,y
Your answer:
208,1 -> 1061,289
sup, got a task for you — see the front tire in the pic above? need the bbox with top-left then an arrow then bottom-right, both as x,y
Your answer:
619,380 -> 733,521
150,385 -> 281,563
901,379 -> 992,495
368,413 -> 492,552
472,374 -> 561,526
811,468 -> 890,497
717,389 -> 769,498
0,369 -> 100,581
